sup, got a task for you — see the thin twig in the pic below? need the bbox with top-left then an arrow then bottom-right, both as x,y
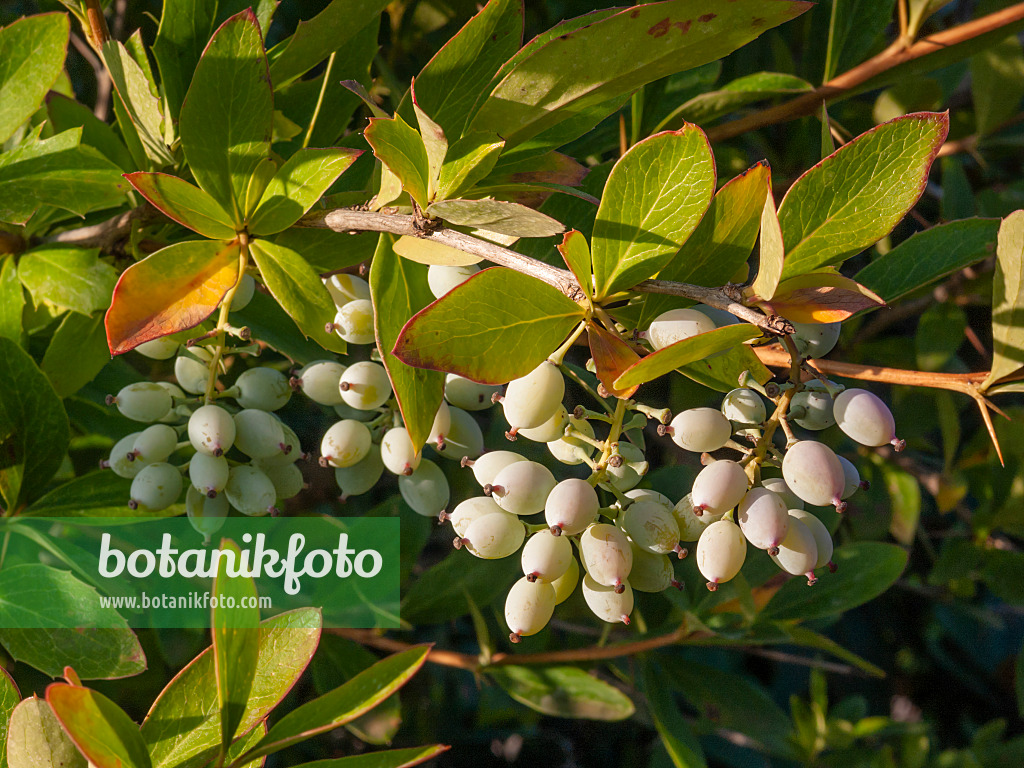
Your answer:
70,33 -> 111,121
42,204 -> 158,251
707,3 -> 1024,143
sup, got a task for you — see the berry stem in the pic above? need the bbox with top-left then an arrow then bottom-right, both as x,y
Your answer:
203,234 -> 250,405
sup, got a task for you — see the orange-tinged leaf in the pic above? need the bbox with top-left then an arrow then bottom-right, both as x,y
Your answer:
764,272 -> 887,323
587,322 -> 640,399
46,683 -> 152,768
558,229 -> 592,300
105,240 -> 240,355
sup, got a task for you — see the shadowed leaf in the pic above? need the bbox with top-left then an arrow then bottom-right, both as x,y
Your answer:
126,173 -> 236,239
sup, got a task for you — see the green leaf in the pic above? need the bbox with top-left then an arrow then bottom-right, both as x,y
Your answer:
0,625 -> 145,680
823,0 -> 895,81
104,240 -> 241,356
6,697 -> 86,768
288,746 -> 450,768
125,173 -> 237,239
1017,640 -> 1024,719
180,9 -> 273,223
487,665 -> 635,721
750,181 -> 784,301
640,661 -> 706,768
0,13 -> 69,144
17,246 -> 117,317
101,40 -> 174,167
616,324 -> 761,390
971,34 -> 1024,137
401,549 -> 520,624
855,218 -> 999,304
678,342 -> 771,393
883,465 -> 922,546
41,312 -> 110,398
369,235 -> 445,448
427,198 -> 565,238
0,338 -> 69,511
151,0 -> 218,119
46,684 -> 152,768
233,647 -> 429,764
364,115 -> 432,208
267,0 -> 390,89
142,608 -> 322,768
248,239 -> 346,354
664,71 -> 812,127
778,112 -> 949,280
393,268 -> 584,385
407,0 -> 523,139
0,668 -> 19,767
311,635 -> 402,745
250,147 -> 362,235
0,257 -> 24,347
781,625 -> 886,679
658,656 -> 795,756
46,93 -> 134,172
411,90 -> 446,201
0,129 -> 128,225
762,541 -> 909,621
907,0 -> 952,37
23,472 -> 181,519
436,132 -> 506,200
212,540 -> 260,753
557,230 -> 592,300
591,126 -> 715,299
639,162 -> 769,327
984,210 -> 1024,389
469,0 -> 812,147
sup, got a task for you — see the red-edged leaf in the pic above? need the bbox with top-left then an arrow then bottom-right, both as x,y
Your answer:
588,322 -> 640,399
558,229 -> 592,300
105,240 -> 240,355
762,273 -> 887,323
393,267 -> 583,385
615,324 -> 762,390
125,172 -> 236,239
46,684 -> 151,768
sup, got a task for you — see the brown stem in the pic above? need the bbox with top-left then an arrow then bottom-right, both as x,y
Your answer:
69,33 -> 111,122
302,209 -> 786,334
707,3 -> 1024,143
42,203 -> 158,251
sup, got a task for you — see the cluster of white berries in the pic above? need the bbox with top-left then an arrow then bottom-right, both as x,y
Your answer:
100,265 -> 898,647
